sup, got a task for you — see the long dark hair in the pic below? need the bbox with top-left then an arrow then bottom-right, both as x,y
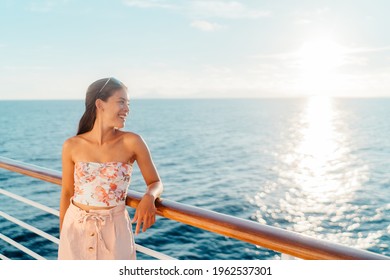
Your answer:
77,77 -> 127,135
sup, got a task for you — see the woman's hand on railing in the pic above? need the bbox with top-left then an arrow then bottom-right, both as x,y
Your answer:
131,193 -> 156,235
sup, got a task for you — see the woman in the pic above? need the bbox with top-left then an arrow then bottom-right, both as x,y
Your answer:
58,77 -> 163,260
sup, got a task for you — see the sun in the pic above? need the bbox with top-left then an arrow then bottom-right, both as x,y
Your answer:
296,37 -> 346,96
299,38 -> 344,71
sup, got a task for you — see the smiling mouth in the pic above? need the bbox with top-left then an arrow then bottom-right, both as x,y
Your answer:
118,114 -> 127,120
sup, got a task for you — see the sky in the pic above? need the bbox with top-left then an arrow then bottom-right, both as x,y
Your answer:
0,0 -> 390,99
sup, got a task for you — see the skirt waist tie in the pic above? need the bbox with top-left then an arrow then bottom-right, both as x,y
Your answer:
78,212 -> 112,253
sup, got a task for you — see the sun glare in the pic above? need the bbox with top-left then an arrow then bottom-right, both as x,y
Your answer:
294,96 -> 352,195
297,37 -> 346,95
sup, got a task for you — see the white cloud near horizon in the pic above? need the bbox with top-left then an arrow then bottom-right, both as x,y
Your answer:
251,44 -> 390,65
2,57 -> 390,100
245,41 -> 390,97
190,20 -> 224,31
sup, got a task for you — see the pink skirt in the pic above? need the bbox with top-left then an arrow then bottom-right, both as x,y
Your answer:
58,200 -> 136,260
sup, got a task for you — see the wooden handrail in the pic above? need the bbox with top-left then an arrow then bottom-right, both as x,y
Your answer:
0,156 -> 388,260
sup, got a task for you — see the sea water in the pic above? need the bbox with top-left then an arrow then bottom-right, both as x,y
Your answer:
0,98 -> 389,259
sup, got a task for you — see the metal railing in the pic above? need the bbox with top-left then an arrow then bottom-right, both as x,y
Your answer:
0,156 -> 389,260
0,188 -> 174,260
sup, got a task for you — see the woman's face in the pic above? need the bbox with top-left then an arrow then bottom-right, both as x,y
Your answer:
101,89 -> 130,129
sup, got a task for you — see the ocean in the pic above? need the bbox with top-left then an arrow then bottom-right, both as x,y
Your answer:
0,98 -> 389,260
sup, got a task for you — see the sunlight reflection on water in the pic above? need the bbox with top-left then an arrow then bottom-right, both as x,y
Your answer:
250,96 -> 386,250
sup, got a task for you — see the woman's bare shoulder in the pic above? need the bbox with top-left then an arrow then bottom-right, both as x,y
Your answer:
122,131 -> 142,144
63,135 -> 87,148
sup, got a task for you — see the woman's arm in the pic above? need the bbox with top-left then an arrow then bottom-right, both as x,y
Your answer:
130,134 -> 163,235
59,139 -> 75,233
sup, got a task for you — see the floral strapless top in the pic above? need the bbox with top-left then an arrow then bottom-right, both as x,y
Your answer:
73,162 -> 133,207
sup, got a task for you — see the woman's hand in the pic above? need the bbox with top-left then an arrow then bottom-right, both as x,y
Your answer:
132,193 -> 156,235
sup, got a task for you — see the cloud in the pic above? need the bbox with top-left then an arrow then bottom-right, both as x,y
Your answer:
123,0 -> 176,9
250,51 -> 295,61
190,20 -> 224,32
117,62 -> 300,99
336,46 -> 390,67
247,43 -> 390,97
123,0 -> 271,20
28,0 -> 69,13
294,18 -> 312,25
251,44 -> 390,69
189,1 -> 271,19
292,7 -> 330,25
346,46 -> 390,54
2,66 -> 51,71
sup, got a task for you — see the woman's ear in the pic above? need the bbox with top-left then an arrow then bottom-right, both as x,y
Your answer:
95,99 -> 104,111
